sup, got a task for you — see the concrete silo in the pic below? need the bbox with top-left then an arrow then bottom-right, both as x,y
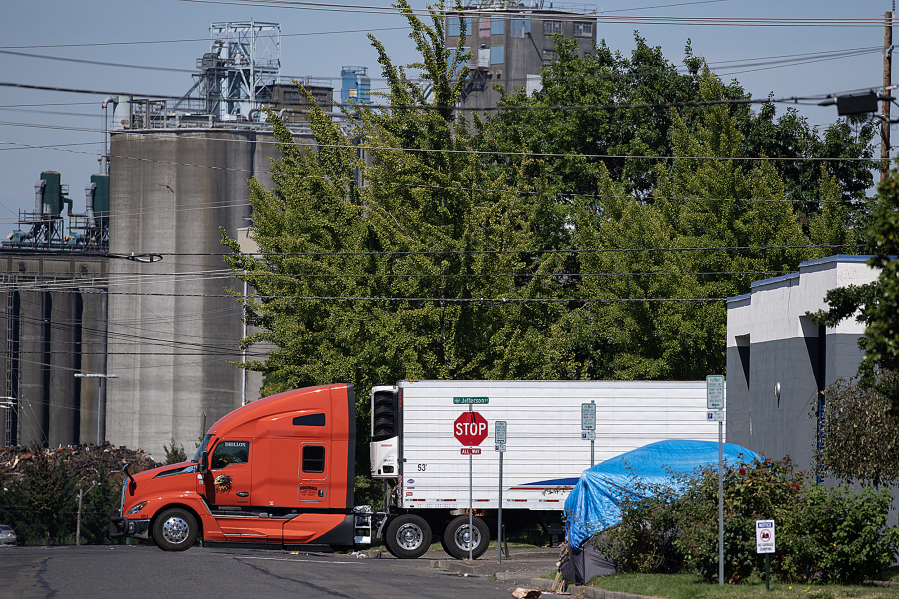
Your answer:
105,124 -> 304,459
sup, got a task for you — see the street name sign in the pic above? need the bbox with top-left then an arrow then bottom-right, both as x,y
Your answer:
453,397 -> 489,405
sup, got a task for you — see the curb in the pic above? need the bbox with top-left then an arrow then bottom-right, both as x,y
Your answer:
529,578 -> 655,599
430,559 -> 494,575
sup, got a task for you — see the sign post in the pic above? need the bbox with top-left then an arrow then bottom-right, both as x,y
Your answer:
706,374 -> 725,586
581,401 -> 596,467
756,520 -> 775,591
453,397 -> 489,562
495,420 -> 507,564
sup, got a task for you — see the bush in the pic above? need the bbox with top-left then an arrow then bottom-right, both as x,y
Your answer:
777,484 -> 897,584
163,442 -> 187,465
596,473 -> 682,574
597,455 -> 899,584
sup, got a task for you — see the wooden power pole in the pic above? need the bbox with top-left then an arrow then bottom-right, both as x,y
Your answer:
883,11 -> 893,182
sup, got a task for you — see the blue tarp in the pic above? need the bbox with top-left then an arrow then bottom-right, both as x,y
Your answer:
564,439 -> 759,549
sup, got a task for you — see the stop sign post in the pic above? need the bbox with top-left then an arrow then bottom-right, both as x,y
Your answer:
452,399 -> 489,561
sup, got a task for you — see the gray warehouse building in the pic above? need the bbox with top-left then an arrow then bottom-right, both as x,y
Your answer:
725,254 -> 880,473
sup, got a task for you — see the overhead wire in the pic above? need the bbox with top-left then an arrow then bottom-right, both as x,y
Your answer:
0,27 -> 412,50
178,0 -> 891,27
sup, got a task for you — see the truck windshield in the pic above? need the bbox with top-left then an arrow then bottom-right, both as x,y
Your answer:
192,434 -> 212,462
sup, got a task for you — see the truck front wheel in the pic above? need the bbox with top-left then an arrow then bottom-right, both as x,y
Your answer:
152,508 -> 198,551
384,514 -> 432,559
443,515 -> 489,560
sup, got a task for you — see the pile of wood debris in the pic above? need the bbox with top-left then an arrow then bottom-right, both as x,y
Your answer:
0,442 -> 159,485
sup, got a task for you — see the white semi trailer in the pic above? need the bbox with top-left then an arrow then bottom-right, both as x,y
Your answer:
370,380 -> 722,558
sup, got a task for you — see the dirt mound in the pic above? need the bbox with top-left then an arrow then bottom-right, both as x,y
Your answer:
0,442 -> 159,485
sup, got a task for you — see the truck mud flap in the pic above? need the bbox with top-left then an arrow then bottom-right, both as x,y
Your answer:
303,514 -> 355,548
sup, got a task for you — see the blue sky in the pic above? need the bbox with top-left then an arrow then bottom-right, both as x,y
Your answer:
0,0 -> 894,225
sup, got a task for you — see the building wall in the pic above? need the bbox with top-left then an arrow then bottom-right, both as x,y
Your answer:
0,255 -> 108,447
725,255 -> 879,473
105,127 -> 307,459
447,9 -> 597,111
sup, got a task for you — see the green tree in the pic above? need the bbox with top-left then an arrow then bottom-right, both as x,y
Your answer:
482,34 -> 876,247
813,163 -> 899,411
78,466 -> 124,545
0,446 -> 77,545
573,68 -> 819,379
222,1 -> 580,501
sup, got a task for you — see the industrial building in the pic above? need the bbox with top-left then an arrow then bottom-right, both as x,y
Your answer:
725,255 -> 880,474
445,1 -> 598,110
0,22 -> 333,458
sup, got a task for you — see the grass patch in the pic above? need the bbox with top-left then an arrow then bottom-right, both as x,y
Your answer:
588,573 -> 899,599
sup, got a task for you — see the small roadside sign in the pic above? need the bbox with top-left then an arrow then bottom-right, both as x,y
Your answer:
495,421 -> 507,443
756,520 -> 775,553
581,403 -> 596,431
581,430 -> 596,441
495,420 -> 507,452
706,375 -> 724,410
706,411 -> 724,422
454,397 -> 489,405
461,448 -> 481,455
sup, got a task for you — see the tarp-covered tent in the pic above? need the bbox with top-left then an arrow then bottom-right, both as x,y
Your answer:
564,439 -> 759,551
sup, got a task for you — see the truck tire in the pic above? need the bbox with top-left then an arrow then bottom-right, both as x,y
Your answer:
384,514 -> 432,559
443,515 -> 489,560
152,508 -> 198,551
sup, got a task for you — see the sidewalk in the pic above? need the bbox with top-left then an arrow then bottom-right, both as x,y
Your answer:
428,547 -> 561,583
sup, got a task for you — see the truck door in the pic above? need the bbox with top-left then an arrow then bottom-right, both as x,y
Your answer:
204,439 -> 252,507
298,442 -> 329,505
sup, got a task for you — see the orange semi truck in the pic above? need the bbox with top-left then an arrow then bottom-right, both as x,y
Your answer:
110,380 -> 718,557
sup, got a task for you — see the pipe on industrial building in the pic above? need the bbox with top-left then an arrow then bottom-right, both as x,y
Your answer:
84,182 -> 97,228
34,179 -> 47,214
101,96 -> 117,175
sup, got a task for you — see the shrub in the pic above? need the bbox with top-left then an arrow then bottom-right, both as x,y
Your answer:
596,455 -> 899,584
777,484 -> 897,584
596,472 -> 683,574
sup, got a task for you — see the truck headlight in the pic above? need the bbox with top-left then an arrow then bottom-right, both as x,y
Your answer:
126,501 -> 149,515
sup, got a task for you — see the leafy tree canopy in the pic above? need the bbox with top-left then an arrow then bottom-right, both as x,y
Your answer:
221,3 -> 867,424
481,33 -> 876,244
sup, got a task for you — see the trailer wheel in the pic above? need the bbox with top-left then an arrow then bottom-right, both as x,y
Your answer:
152,508 -> 198,551
443,515 -> 489,560
384,514 -> 432,559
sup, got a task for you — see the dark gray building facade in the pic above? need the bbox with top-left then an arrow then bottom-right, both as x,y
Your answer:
725,255 -> 879,472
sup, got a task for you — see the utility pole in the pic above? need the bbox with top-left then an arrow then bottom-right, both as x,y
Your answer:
883,10 -> 893,182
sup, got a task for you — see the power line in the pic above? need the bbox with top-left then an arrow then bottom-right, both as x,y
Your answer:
0,80 -> 871,113
0,49 -> 195,73
180,0 -> 891,27
0,121 -> 879,164
173,243 -> 865,258
0,27 -> 410,50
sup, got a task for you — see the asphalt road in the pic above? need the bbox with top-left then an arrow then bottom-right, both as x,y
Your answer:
0,545 -> 556,599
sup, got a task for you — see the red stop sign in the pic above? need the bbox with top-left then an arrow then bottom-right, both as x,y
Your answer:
454,411 -> 488,446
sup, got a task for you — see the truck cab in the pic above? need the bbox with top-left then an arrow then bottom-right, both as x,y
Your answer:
110,384 -> 361,551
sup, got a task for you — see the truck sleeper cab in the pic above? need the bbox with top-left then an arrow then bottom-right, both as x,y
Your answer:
110,384 -> 361,551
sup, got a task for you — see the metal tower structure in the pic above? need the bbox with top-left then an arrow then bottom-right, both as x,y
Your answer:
176,21 -> 281,121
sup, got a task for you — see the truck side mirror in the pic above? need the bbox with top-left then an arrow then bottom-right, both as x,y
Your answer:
199,450 -> 209,473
